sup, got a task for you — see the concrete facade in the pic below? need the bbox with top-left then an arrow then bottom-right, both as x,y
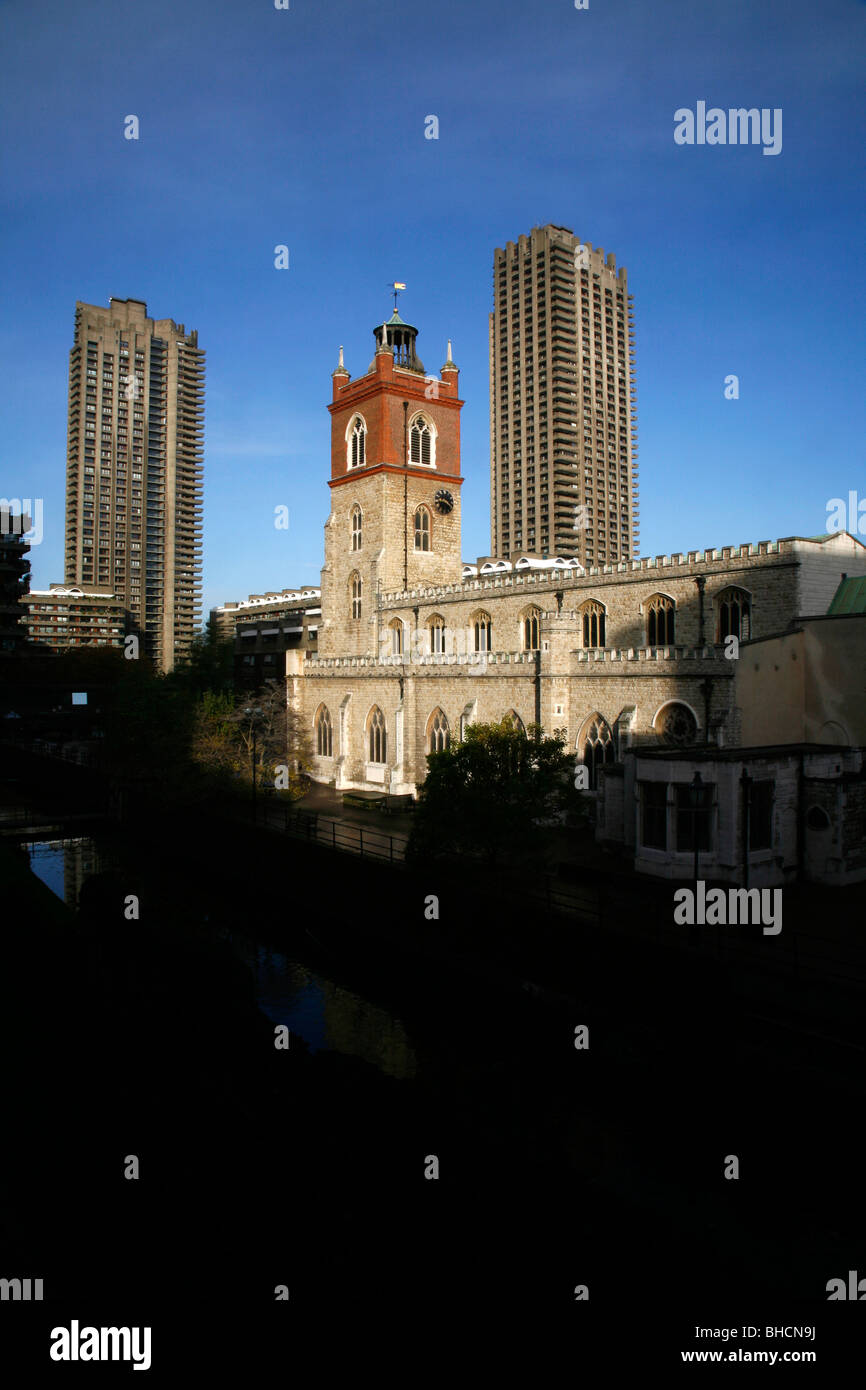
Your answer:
489,223 -> 637,565
65,298 -> 204,672
22,583 -> 129,652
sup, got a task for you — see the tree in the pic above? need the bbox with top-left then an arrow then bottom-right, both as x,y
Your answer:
190,690 -> 241,787
168,625 -> 235,699
407,719 -> 586,866
226,680 -> 312,798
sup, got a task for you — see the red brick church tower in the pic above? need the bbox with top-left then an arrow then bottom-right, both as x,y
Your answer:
318,305 -> 464,657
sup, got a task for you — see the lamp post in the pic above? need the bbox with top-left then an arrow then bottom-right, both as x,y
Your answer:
740,766 -> 751,889
244,706 -> 263,823
689,770 -> 705,888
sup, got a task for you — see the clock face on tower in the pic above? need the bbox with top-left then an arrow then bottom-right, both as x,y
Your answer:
434,488 -> 454,515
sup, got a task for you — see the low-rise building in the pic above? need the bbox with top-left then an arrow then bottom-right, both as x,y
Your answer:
22,583 -> 129,651
596,607 -> 866,886
0,514 -> 31,657
210,588 -> 320,686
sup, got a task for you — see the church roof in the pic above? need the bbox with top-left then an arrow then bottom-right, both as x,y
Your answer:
828,575 -> 866,615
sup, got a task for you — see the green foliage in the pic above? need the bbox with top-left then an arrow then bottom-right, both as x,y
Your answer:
100,655 -> 194,789
168,626 -> 235,699
407,719 -> 587,866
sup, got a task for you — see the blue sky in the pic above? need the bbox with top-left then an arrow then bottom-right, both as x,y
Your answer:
1,0 -> 863,618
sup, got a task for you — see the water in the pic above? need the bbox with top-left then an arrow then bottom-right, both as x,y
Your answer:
26,837 -> 103,907
26,833 -> 417,1079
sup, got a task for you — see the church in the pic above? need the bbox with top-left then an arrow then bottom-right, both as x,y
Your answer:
286,307 -> 866,799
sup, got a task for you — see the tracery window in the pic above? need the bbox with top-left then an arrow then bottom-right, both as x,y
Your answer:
522,608 -> 541,651
428,708 -> 450,753
315,705 -> 333,757
657,702 -> 697,747
472,611 -> 492,653
409,415 -> 433,467
716,587 -> 750,643
580,600 -> 606,648
579,714 -> 615,788
367,706 -> 386,763
414,506 -> 431,551
349,417 -> 366,469
646,594 -> 675,646
428,615 -> 446,654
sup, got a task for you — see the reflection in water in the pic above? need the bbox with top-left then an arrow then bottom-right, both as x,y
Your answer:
26,836 -> 417,1080
27,837 -> 104,909
234,938 -> 417,1080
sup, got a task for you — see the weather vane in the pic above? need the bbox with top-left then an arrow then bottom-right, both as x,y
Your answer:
388,281 -> 406,312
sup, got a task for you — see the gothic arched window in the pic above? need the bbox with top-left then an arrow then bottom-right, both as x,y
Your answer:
315,705 -> 333,757
367,706 -> 386,763
578,714 -> 615,789
646,594 -> 675,646
389,618 -> 403,656
522,608 -> 541,651
351,505 -> 362,552
580,599 -> 606,648
350,571 -> 362,620
414,506 -> 431,551
428,614 -> 446,654
409,415 -> 433,467
472,610 -> 492,653
428,708 -> 450,754
503,709 -> 526,735
349,417 -> 366,469
716,587 -> 751,643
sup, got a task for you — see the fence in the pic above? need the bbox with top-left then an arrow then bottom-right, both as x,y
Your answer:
248,799 -> 866,990
255,800 -> 410,864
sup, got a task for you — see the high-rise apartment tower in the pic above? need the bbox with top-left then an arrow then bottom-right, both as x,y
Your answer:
489,224 -> 638,564
64,298 -> 204,670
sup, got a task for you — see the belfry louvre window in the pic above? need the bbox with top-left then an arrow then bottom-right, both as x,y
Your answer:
414,507 -> 430,551
350,418 -> 365,468
646,594 -> 675,646
409,416 -> 432,466
315,706 -> 333,757
368,706 -> 386,764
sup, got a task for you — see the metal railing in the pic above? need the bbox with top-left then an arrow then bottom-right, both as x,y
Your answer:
253,800 -> 410,863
